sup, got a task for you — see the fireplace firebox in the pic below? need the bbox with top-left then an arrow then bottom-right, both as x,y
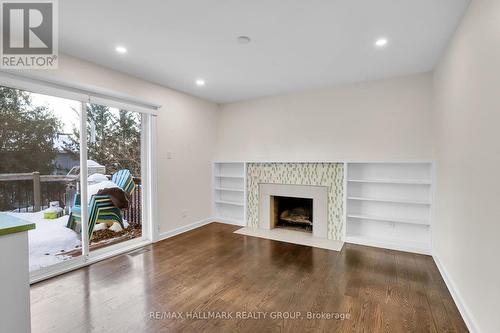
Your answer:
270,196 -> 313,233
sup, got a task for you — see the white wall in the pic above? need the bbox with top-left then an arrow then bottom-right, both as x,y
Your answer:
25,54 -> 218,235
433,0 -> 500,332
216,73 -> 434,161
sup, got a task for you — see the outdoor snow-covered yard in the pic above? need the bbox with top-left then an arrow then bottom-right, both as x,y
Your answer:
7,212 -> 81,271
7,210 -> 141,272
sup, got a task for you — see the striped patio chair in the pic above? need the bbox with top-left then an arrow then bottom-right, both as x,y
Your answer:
111,169 -> 136,196
66,169 -> 136,240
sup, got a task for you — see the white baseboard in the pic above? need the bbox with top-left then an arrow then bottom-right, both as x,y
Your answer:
157,218 -> 213,241
157,217 -> 247,242
432,251 -> 479,333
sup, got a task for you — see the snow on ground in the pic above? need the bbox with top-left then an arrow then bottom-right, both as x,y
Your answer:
7,211 -> 81,272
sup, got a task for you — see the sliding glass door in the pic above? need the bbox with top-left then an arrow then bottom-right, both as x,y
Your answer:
0,81 -> 154,279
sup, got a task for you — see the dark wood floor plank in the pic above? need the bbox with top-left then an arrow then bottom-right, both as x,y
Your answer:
30,223 -> 468,333
408,254 -> 438,333
421,256 -> 469,333
413,254 -> 453,332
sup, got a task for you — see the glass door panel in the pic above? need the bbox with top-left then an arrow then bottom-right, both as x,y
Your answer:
0,86 -> 83,272
85,103 -> 143,251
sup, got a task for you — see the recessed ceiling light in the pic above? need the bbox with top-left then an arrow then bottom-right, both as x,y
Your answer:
195,79 -> 205,86
115,46 -> 127,54
237,36 -> 251,44
375,38 -> 388,48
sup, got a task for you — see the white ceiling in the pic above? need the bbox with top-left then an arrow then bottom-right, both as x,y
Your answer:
60,0 -> 470,103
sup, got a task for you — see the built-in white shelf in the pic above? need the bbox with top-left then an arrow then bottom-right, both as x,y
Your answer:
215,187 -> 244,192
345,162 -> 433,254
215,200 -> 244,207
215,175 -> 245,179
213,162 -> 246,226
348,178 -> 431,185
347,196 -> 430,205
347,214 -> 430,226
344,235 -> 430,255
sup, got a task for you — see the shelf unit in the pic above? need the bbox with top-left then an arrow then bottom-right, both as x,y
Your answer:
213,162 -> 246,225
345,162 -> 433,254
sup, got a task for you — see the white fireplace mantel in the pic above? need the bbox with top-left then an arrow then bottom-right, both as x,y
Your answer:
258,183 -> 329,239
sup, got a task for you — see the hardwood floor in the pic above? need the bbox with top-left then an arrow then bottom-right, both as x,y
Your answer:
30,223 -> 468,332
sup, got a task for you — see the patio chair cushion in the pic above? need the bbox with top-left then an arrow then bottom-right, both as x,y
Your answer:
96,187 -> 129,209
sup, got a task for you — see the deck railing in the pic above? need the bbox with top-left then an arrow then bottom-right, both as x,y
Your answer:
123,178 -> 142,227
0,172 -> 142,225
0,172 -> 76,212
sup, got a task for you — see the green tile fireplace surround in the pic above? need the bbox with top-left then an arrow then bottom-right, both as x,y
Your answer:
246,163 -> 344,240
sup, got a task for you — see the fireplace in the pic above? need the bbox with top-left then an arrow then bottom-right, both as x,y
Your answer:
271,196 -> 313,233
259,183 -> 328,239
238,181 -> 342,251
